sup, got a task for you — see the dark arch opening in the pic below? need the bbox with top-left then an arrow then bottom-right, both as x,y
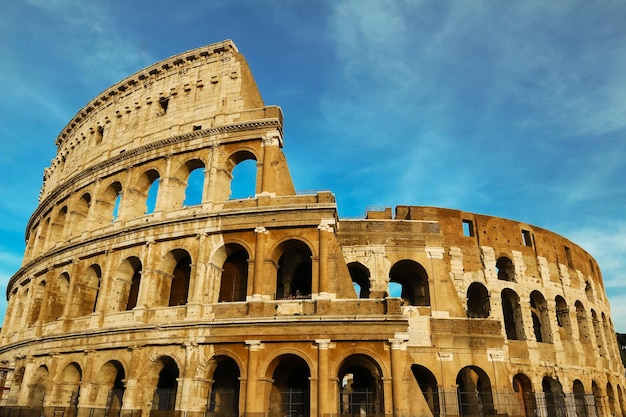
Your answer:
542,376 -> 566,417
466,282 -> 490,318
411,364 -> 439,416
168,250 -> 191,306
219,244 -> 249,302
513,374 -> 535,417
153,357 -> 179,411
389,260 -> 430,306
338,354 -> 384,417
501,289 -> 525,340
276,240 -> 312,300
269,354 -> 310,417
496,257 -> 515,281
208,356 -> 240,417
457,366 -> 494,416
348,262 -> 370,299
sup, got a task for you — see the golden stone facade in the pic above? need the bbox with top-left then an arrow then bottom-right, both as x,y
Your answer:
0,40 -> 624,417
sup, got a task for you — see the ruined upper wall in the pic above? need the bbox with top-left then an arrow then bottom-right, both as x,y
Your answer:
41,40 -> 271,201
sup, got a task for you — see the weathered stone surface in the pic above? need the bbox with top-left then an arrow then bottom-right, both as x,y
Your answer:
0,40 -> 624,417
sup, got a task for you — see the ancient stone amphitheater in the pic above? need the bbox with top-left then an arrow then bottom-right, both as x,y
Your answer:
0,40 -> 624,417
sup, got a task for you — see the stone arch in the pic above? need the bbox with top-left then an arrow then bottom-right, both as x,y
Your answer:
457,366 -> 495,416
28,279 -> 46,326
513,373 -> 535,417
592,380 -> 604,417
530,290 -> 552,343
27,365 -> 49,408
338,354 -> 384,417
466,282 -> 490,318
93,181 -> 123,226
151,356 -> 180,412
388,259 -> 430,306
130,168 -> 161,217
496,256 -> 515,281
348,262 -> 370,299
45,272 -> 70,322
411,364 -> 439,416
70,192 -> 91,236
93,360 -> 126,414
161,248 -> 192,307
264,353 -> 311,417
47,206 -> 68,246
575,301 -> 593,350
273,239 -> 313,300
501,289 -> 525,340
58,362 -> 82,410
602,312 -> 616,361
112,256 -> 142,312
572,379 -> 589,417
227,149 -> 258,200
542,376 -> 566,417
555,295 -> 572,341
591,309 -> 605,357
207,355 -> 241,417
218,243 -> 250,302
69,263 -> 101,317
607,382 -> 617,416
175,158 -> 206,207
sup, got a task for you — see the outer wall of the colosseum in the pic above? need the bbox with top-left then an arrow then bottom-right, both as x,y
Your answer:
0,40 -> 624,417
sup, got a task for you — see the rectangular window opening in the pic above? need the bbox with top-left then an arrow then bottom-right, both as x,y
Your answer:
522,229 -> 532,247
462,219 -> 474,237
564,246 -> 574,268
96,125 -> 104,142
193,125 -> 202,131
159,97 -> 169,113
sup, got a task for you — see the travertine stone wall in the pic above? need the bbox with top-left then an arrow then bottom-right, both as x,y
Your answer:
0,40 -> 624,417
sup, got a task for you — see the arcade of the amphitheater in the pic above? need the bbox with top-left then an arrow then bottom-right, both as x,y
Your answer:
0,40 -> 624,417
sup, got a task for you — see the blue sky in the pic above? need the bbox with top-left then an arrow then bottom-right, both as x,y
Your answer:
1,0 -> 626,330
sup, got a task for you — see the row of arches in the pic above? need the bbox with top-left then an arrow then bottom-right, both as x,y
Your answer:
5,239 -> 317,332
28,152 -> 258,258
465,283 -> 619,362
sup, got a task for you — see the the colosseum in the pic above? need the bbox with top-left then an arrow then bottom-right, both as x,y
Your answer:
0,39 -> 624,417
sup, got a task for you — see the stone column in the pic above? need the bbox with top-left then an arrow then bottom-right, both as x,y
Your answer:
316,339 -> 332,417
260,136 -> 279,194
317,224 -> 332,297
252,227 -> 268,299
389,338 -> 407,417
245,340 -> 263,417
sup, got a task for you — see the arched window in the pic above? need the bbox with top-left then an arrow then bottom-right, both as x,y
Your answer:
268,354 -> 310,417
411,365 -> 439,416
575,301 -> 594,357
94,181 -> 123,226
219,244 -> 249,302
166,250 -> 192,306
229,157 -> 257,199
348,262 -> 370,299
513,374 -> 535,417
339,354 -> 384,416
208,356 -> 240,416
46,272 -> 70,322
184,165 -> 205,206
113,257 -> 142,312
466,282 -> 490,318
70,264 -> 101,317
59,363 -> 82,411
71,193 -> 91,237
29,366 -> 49,409
496,257 -> 515,281
555,296 -> 572,341
572,380 -> 588,417
542,377 -> 566,417
129,169 -> 161,216
591,310 -> 605,357
95,361 -> 125,414
153,357 -> 179,412
530,291 -> 552,343
457,366 -> 495,416
28,280 -> 46,327
501,289 -> 525,340
47,206 -> 67,246
607,382 -> 617,416
275,240 -> 312,300
389,260 -> 430,306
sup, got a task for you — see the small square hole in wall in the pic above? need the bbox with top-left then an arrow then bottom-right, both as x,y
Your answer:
158,97 -> 169,113
522,229 -> 532,247
193,125 -> 202,131
462,219 -> 474,237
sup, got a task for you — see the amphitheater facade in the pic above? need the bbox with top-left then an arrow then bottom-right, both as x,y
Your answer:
0,40 -> 624,417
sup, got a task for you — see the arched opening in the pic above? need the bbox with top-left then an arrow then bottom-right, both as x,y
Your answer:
542,376 -> 566,417
95,361 -> 125,417
166,250 -> 192,306
229,157 -> 257,199
183,164 -> 205,206
339,355 -> 384,417
602,313 -> 616,361
275,240 -> 312,300
591,310 -> 605,357
389,260 -> 430,306
466,282 -> 490,318
457,366 -> 494,416
219,244 -> 249,302
208,356 -> 240,417
28,365 -> 49,409
113,257 -> 142,312
411,364 -> 439,416
142,169 -> 161,214
496,257 -> 515,281
28,280 -> 46,326
555,296 -> 572,341
348,262 -> 370,299
59,363 -> 82,411
47,206 -> 67,246
607,382 -> 617,416
268,354 -> 310,417
513,374 -> 535,417
70,264 -> 101,317
95,181 -> 123,226
501,289 -> 525,340
575,301 -> 593,351
71,193 -> 91,236
46,272 -> 70,322
152,357 -> 179,412
573,380 -> 590,417
530,291 -> 552,343
592,381 -> 604,417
